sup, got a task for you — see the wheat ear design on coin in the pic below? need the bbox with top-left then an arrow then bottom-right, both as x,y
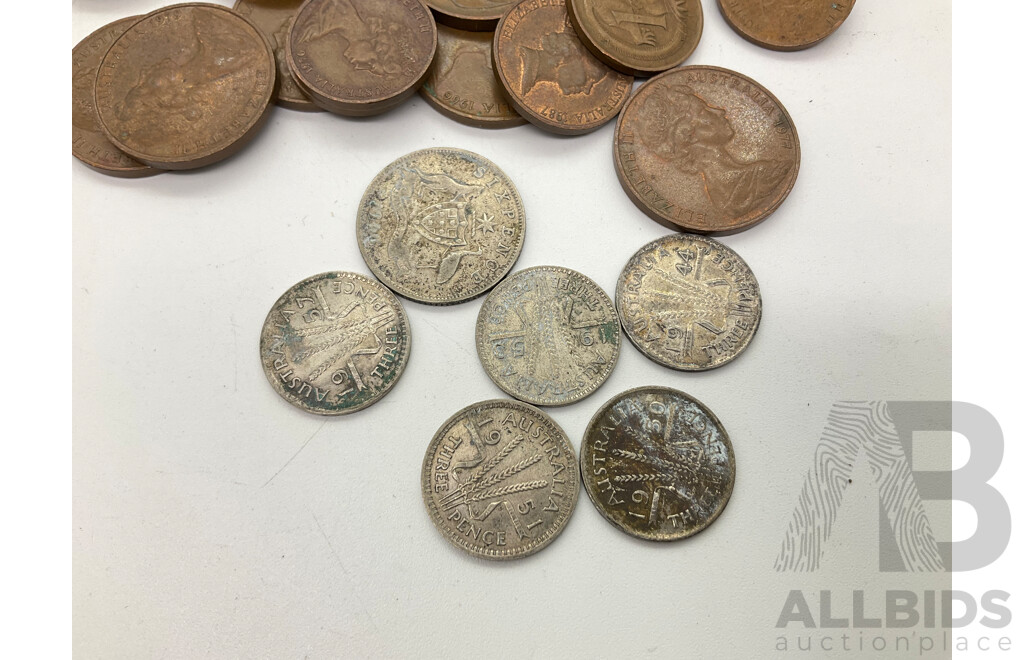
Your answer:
438,435 -> 525,508
468,480 -> 549,502
612,447 -> 698,479
442,454 -> 542,509
612,473 -> 676,483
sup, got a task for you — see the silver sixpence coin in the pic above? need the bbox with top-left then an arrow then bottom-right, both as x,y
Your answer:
259,271 -> 411,415
580,386 -> 735,541
357,148 -> 526,305
616,234 -> 761,371
476,266 -> 621,406
422,399 -> 580,559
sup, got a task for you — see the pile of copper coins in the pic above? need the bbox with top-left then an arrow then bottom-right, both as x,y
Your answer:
74,0 -> 856,559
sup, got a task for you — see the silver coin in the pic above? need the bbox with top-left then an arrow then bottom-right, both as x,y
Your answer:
259,271 -> 411,415
580,386 -> 735,541
421,399 -> 580,559
357,148 -> 526,305
616,234 -> 761,371
476,266 -> 621,407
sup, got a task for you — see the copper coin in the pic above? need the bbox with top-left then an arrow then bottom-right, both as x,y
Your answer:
566,0 -> 703,76
493,0 -> 633,135
357,148 -> 526,304
614,66 -> 799,234
616,234 -> 761,371
286,0 -> 437,116
718,0 -> 856,51
94,3 -> 276,170
424,0 -> 518,32
73,17 -> 157,178
233,0 -> 322,111
421,399 -> 580,559
259,271 -> 411,415
420,24 -> 526,128
580,386 -> 735,541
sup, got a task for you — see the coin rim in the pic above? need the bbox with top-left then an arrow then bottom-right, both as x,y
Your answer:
580,385 -> 736,541
423,1 -> 508,31
615,233 -> 762,371
258,270 -> 412,416
94,2 -> 277,170
492,0 -> 633,136
613,65 -> 800,234
716,0 -> 856,52
285,0 -> 437,116
565,0 -> 704,76
420,398 -> 580,560
475,265 -> 621,406
356,147 -> 527,305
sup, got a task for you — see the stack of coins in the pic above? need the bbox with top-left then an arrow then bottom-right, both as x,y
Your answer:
74,0 -> 860,560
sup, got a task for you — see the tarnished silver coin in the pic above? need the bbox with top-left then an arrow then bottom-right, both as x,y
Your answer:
357,148 -> 526,305
476,266 -> 620,406
581,386 -> 735,541
259,272 -> 411,415
616,234 -> 761,371
422,399 -> 580,559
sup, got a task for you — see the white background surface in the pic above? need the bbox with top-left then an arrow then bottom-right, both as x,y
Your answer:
71,0 -> 958,657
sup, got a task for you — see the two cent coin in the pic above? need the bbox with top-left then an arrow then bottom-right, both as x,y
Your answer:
94,3 -> 276,170
422,399 -> 579,559
581,387 -> 735,541
287,0 -> 437,116
259,272 -> 411,415
614,66 -> 799,234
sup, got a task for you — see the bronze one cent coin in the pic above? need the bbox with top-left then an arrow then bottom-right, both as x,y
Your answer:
424,0 -> 518,32
259,271 -> 411,415
73,17 -> 157,178
94,3 -> 276,170
286,0 -> 437,116
581,386 -> 735,541
233,0 -> 322,111
420,24 -> 526,128
614,66 -> 799,234
357,148 -> 526,305
718,0 -> 856,51
566,0 -> 703,76
476,266 -> 620,407
493,0 -> 633,135
617,234 -> 761,371
422,399 -> 580,560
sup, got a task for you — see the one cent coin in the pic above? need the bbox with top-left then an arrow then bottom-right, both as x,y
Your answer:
718,0 -> 855,51
493,0 -> 633,135
422,399 -> 580,559
286,0 -> 437,116
259,272 -> 411,415
94,3 -> 276,170
616,234 -> 761,371
357,148 -> 525,305
566,0 -> 703,76
614,66 -> 799,234
420,24 -> 526,128
424,0 -> 518,32
581,386 -> 735,541
72,17 -> 157,178
233,0 -> 322,111
476,266 -> 620,406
